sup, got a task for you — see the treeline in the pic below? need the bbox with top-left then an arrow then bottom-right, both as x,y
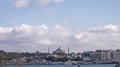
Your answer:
45,56 -> 82,62
0,50 -> 48,64
0,50 -> 82,64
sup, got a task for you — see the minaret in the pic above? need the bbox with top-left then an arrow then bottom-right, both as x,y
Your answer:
59,45 -> 61,49
48,47 -> 50,54
68,46 -> 69,55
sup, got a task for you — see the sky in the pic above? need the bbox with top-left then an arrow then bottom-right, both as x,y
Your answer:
0,0 -> 120,53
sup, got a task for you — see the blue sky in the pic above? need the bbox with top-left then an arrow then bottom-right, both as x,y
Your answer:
0,0 -> 120,28
0,0 -> 120,52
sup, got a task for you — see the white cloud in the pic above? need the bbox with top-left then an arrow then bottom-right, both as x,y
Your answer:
0,24 -> 120,52
52,0 -> 64,3
89,24 -> 120,32
103,24 -> 119,31
40,39 -> 55,46
0,26 -> 11,34
15,0 -> 29,8
14,0 -> 64,8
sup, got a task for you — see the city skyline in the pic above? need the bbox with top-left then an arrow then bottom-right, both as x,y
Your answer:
0,0 -> 120,52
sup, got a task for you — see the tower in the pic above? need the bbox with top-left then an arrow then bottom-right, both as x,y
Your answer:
59,45 -> 61,48
68,46 -> 70,55
48,47 -> 50,54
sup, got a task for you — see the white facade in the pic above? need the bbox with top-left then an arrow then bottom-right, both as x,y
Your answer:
83,57 -> 91,61
101,51 -> 111,61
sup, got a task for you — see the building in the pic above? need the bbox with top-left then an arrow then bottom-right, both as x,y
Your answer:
82,51 -> 92,61
112,51 -> 120,61
100,50 -> 114,61
53,47 -> 65,54
91,50 -> 113,61
91,52 -> 101,61
101,51 -> 107,61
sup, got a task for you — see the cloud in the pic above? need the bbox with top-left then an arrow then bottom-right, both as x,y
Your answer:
40,39 -> 55,46
0,24 -> 120,52
36,0 -> 64,6
14,0 -> 64,8
15,0 -> 29,8
103,24 -> 119,31
75,33 -> 85,40
89,24 -> 119,32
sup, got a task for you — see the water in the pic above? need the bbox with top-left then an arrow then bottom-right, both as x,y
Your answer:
4,64 -> 115,67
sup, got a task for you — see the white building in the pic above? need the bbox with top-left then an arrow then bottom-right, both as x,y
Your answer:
91,50 -> 113,61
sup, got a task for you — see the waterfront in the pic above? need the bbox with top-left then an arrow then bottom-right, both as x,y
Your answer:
4,64 -> 115,67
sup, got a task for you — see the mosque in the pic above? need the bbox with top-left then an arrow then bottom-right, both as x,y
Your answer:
52,46 -> 70,55
53,47 -> 65,54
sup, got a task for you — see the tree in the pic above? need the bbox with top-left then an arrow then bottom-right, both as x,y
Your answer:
75,57 -> 82,61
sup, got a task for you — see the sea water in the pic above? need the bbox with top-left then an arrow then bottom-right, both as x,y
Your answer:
4,64 -> 115,67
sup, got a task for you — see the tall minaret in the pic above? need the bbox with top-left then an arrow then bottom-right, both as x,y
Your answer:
59,45 -> 61,49
68,46 -> 70,55
48,47 -> 50,54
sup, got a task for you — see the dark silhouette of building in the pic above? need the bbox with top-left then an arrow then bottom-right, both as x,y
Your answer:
53,46 -> 65,54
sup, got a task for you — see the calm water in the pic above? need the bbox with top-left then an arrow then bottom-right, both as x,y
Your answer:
4,64 -> 115,67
